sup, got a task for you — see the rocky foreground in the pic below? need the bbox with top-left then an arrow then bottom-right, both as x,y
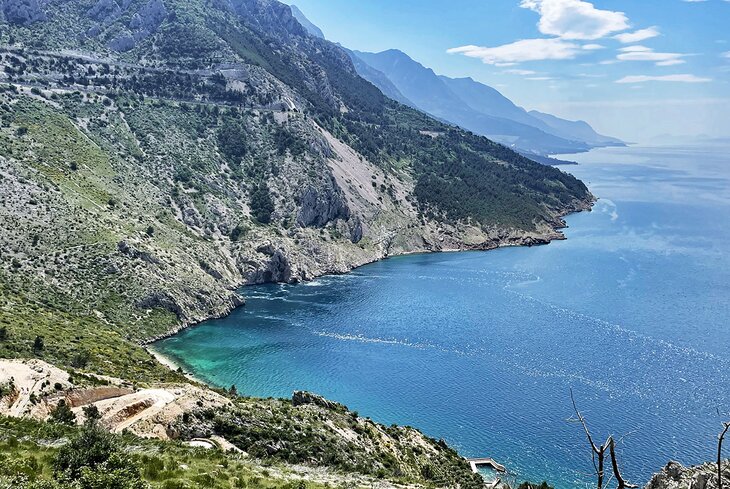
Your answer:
646,461 -> 730,489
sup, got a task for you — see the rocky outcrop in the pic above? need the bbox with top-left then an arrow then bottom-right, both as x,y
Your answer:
296,185 -> 349,228
646,461 -> 729,489
117,240 -> 162,265
135,291 -> 185,319
228,0 -> 307,40
246,242 -> 297,283
129,0 -> 167,40
349,216 -> 363,243
1,0 -> 46,25
87,0 -> 122,22
292,390 -> 344,411
106,0 -> 168,51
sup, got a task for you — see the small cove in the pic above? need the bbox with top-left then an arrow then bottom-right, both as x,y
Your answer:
157,144 -> 730,487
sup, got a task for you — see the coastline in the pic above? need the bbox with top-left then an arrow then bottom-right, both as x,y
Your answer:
145,345 -> 207,385
146,195 -> 595,370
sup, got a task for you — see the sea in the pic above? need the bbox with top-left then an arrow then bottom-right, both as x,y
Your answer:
156,143 -> 730,488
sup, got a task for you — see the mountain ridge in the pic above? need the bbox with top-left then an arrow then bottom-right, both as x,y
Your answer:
286,5 -> 622,157
351,48 -> 624,156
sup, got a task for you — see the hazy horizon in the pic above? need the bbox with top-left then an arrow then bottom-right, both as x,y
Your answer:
286,0 -> 730,144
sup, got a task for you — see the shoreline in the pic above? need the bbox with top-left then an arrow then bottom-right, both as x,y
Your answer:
146,196 -> 595,366
145,345 -> 207,385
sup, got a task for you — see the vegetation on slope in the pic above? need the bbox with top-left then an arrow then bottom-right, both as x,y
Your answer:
178,393 -> 484,488
0,1 -> 593,486
0,415 -> 333,489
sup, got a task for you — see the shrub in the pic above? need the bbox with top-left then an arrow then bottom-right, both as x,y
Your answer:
250,184 -> 274,224
49,400 -> 75,425
53,424 -> 117,478
71,350 -> 90,368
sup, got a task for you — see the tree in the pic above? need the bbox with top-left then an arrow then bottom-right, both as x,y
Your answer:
250,183 -> 274,224
570,390 -> 636,489
229,384 -> 238,396
33,336 -> 44,352
82,405 -> 101,425
54,424 -> 148,488
49,400 -> 76,425
719,420 -> 730,489
0,325 -> 7,341
217,122 -> 248,164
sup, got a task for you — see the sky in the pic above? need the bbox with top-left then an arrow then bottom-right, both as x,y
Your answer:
284,0 -> 730,143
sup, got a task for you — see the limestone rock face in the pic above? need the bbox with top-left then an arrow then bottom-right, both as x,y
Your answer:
228,0 -> 307,40
645,461 -> 729,489
246,244 -> 297,283
105,0 -> 168,51
1,0 -> 46,25
129,0 -> 168,39
296,185 -> 349,228
292,391 -> 343,411
87,0 -> 122,22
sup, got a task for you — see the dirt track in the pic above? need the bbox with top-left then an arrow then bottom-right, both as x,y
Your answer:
0,359 -> 229,440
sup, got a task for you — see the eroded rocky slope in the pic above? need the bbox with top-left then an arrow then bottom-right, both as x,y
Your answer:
0,0 -> 593,380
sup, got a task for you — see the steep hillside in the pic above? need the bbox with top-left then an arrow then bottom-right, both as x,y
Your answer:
0,0 -> 592,372
0,1 -> 592,485
289,4 -> 323,39
528,110 -> 624,147
0,359 -> 485,488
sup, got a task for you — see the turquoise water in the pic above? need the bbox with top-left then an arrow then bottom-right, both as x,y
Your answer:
157,144 -> 730,488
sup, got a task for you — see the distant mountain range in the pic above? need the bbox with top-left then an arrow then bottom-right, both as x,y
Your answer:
292,7 -> 623,157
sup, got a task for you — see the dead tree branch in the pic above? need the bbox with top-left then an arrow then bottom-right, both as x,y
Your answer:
570,389 -> 609,489
609,437 -> 637,489
719,421 -> 730,489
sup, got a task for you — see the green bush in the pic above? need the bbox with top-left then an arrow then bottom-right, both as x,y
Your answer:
49,400 -> 75,426
250,184 -> 274,224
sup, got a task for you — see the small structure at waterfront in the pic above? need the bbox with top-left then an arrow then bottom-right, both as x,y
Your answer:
466,457 -> 507,474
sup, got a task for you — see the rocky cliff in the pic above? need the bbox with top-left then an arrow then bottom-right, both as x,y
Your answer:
646,461 -> 729,489
0,0 -> 593,378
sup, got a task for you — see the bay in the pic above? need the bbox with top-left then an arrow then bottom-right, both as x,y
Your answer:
157,143 -> 730,487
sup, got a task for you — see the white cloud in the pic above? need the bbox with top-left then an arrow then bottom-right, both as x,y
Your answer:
616,46 -> 687,66
616,74 -> 712,84
503,69 -> 538,75
618,45 -> 653,53
447,38 -> 582,65
519,0 -> 629,40
723,51 -> 730,59
582,43 -> 605,50
656,59 -> 686,66
614,27 -> 660,44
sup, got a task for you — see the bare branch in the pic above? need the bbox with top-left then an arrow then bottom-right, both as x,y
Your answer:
571,389 -> 601,455
571,389 -> 608,489
719,421 -> 730,489
609,437 -> 638,489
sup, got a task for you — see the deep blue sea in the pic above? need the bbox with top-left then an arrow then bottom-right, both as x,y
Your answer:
157,144 -> 730,488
